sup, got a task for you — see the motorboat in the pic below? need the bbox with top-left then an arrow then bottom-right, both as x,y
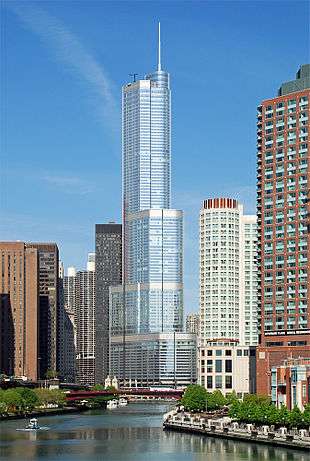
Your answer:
16,418 -> 49,431
118,398 -> 128,406
107,399 -> 118,409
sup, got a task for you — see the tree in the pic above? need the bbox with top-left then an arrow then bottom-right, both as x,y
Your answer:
92,384 -> 105,391
3,389 -> 23,413
303,404 -> 310,426
288,405 -> 303,428
181,385 -> 207,412
15,387 -> 39,412
45,369 -> 58,379
226,391 -> 238,405
49,389 -> 66,407
278,405 -> 290,427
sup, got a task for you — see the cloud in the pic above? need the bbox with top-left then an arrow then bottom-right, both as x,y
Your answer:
41,173 -> 94,195
8,2 -> 118,130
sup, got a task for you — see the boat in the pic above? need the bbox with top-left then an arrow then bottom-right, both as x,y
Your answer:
107,399 -> 118,409
118,398 -> 128,406
16,418 -> 49,431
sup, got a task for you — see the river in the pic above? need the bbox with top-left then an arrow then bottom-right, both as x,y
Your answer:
0,403 -> 309,461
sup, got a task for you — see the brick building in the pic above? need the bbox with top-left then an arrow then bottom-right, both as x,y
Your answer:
256,64 -> 310,394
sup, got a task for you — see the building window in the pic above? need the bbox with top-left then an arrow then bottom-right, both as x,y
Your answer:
225,360 -> 232,373
215,375 -> 222,389
215,350 -> 222,356
225,350 -> 232,356
207,376 -> 213,389
237,349 -> 242,356
215,360 -> 222,373
225,375 -> 232,389
207,350 -> 213,356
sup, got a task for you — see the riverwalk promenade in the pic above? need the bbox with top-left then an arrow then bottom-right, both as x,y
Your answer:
163,410 -> 310,451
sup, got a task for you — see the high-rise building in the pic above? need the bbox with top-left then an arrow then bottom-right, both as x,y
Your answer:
75,255 -> 95,385
186,313 -> 200,335
198,199 -> 257,394
95,223 -> 122,383
27,243 -> 59,379
58,263 -> 76,382
63,266 -> 77,382
110,24 -> 196,387
256,64 -> 310,395
0,242 -> 39,381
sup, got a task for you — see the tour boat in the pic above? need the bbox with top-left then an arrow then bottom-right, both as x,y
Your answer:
118,398 -> 128,406
107,399 -> 118,409
16,418 -> 49,431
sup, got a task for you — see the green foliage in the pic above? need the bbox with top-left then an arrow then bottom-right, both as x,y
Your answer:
3,389 -> 23,413
105,386 -> 118,393
288,406 -> 303,428
45,369 -> 58,379
181,385 -> 208,412
206,390 -> 227,411
226,391 -> 238,405
229,395 -> 309,429
15,388 -> 39,411
92,384 -> 105,391
34,388 -> 66,408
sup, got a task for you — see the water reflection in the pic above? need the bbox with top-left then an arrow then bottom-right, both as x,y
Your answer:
0,404 -> 309,461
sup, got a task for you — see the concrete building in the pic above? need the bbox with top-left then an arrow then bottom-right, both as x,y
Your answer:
0,242 -> 39,381
186,313 -> 200,335
199,340 -> 256,397
26,243 -> 59,379
109,25 -> 195,387
198,198 -> 257,394
271,357 -> 310,410
75,255 -> 95,385
256,64 -> 310,395
199,198 -> 258,345
95,223 -> 122,384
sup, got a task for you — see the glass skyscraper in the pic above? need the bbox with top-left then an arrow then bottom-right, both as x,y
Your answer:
110,25 -> 196,387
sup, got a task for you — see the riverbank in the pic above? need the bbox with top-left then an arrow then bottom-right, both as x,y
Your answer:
0,405 -> 89,421
163,413 -> 310,452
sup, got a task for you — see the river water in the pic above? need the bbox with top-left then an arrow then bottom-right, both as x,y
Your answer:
0,403 -> 309,461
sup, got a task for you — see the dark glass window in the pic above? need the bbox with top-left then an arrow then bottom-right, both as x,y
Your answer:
207,376 -> 213,389
225,360 -> 232,373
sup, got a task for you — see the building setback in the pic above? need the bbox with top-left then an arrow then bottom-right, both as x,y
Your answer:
109,25 -> 196,386
75,256 -> 95,385
95,223 -> 122,383
27,243 -> 59,379
256,64 -> 310,395
0,242 -> 39,381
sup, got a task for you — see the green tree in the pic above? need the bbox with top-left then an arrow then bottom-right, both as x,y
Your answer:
181,385 -> 207,412
45,369 -> 58,379
3,389 -> 23,413
278,405 -> 290,427
226,391 -> 238,405
15,388 -> 39,412
34,388 -> 52,407
49,389 -> 66,407
288,405 -> 303,428
302,404 -> 310,427
92,384 -> 105,391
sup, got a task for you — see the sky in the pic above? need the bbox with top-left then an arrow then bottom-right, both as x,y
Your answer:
1,0 -> 309,313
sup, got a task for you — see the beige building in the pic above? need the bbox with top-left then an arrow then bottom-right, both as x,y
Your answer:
186,313 -> 200,335
0,242 -> 39,381
199,339 -> 256,398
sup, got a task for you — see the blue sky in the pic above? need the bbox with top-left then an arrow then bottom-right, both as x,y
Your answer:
1,0 -> 309,312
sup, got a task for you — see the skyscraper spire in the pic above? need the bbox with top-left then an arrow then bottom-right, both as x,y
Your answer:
157,21 -> 161,71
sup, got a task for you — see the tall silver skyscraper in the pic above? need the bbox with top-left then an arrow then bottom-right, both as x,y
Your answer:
110,25 -> 196,387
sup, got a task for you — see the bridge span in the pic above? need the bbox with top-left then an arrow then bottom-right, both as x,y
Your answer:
66,388 -> 183,402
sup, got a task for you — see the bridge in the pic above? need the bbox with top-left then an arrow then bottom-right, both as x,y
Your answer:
66,388 -> 183,402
